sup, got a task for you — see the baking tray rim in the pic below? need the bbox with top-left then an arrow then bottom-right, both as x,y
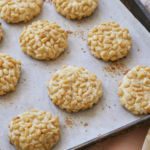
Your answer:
135,0 -> 150,20
70,115 -> 150,150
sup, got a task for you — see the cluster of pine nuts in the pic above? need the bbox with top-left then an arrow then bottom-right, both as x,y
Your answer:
9,109 -> 60,150
19,20 -> 68,60
118,66 -> 150,115
48,65 -> 103,112
0,0 -> 43,23
0,53 -> 21,95
52,0 -> 98,20
88,22 -> 132,61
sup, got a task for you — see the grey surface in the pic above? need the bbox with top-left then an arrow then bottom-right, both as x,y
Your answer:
0,0 -> 150,150
140,0 -> 150,12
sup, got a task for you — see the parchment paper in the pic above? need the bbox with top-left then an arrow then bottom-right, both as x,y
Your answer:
0,0 -> 150,150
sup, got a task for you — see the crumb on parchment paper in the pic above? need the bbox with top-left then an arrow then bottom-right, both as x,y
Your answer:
67,30 -> 86,41
67,30 -> 73,34
64,117 -> 89,128
84,123 -> 88,127
103,62 -> 130,76
80,121 -> 89,127
65,117 -> 74,128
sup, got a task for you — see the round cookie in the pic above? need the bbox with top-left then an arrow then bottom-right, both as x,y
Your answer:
9,109 -> 60,150
0,0 -> 43,23
118,66 -> 150,115
48,65 -> 103,112
52,0 -> 98,20
20,20 -> 68,60
0,53 -> 21,95
0,23 -> 3,42
88,22 -> 132,61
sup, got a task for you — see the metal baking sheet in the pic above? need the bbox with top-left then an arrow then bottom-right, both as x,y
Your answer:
140,0 -> 150,12
121,0 -> 150,31
0,0 -> 150,150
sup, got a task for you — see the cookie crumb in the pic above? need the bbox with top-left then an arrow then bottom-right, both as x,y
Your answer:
67,30 -> 73,34
84,123 -> 88,127
104,62 -> 129,76
65,117 -> 74,128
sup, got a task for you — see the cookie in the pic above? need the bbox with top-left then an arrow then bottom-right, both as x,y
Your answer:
118,66 -> 150,115
0,0 -> 43,23
52,0 -> 98,20
20,20 -> 68,60
48,65 -> 102,112
88,22 -> 132,61
0,53 -> 21,95
9,109 -> 60,150
0,23 -> 3,42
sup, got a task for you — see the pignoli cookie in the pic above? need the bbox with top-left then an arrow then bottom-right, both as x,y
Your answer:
0,0 -> 43,23
9,109 -> 60,150
52,0 -> 98,20
20,20 -> 68,60
88,22 -> 132,61
0,53 -> 21,95
48,65 -> 103,112
118,66 -> 150,115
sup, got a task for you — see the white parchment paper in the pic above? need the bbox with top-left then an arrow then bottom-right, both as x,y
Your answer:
0,0 -> 150,150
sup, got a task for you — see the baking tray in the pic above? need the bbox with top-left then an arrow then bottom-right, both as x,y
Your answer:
121,0 -> 150,31
0,0 -> 150,150
75,116 -> 150,150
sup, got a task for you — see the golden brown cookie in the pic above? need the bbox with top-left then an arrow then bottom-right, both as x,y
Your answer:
52,0 -> 98,20
9,109 -> 60,150
20,20 -> 68,60
88,22 -> 132,61
118,66 -> 150,115
48,65 -> 103,112
0,53 -> 21,95
0,0 -> 43,23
